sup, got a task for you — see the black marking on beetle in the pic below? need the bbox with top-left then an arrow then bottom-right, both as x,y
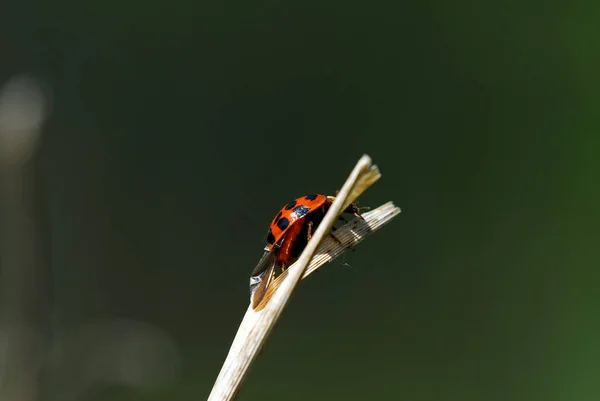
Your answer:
305,194 -> 318,201
284,200 -> 297,210
273,211 -> 282,224
293,205 -> 310,218
267,229 -> 275,244
277,217 -> 290,230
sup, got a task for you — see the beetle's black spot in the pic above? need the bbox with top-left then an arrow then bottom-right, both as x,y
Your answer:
293,205 -> 310,218
273,211 -> 282,224
277,217 -> 290,230
267,229 -> 275,244
305,194 -> 318,201
284,200 -> 297,210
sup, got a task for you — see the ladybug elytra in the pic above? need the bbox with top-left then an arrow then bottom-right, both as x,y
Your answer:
249,193 -> 362,309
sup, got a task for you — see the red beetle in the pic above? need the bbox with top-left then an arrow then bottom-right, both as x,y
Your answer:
250,194 -> 361,309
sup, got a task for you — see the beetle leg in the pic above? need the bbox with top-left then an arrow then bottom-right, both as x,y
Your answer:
354,205 -> 369,220
307,221 -> 314,241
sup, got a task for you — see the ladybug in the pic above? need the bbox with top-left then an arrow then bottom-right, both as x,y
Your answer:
249,193 -> 362,309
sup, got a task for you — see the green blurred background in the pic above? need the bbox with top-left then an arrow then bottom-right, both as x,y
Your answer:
1,0 -> 599,400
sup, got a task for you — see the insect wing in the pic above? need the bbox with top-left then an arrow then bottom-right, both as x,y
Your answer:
250,250 -> 276,309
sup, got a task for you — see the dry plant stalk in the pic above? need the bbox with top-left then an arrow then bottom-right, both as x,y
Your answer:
207,155 -> 400,401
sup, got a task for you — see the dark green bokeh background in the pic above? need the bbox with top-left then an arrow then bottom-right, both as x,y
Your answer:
2,1 -> 599,400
